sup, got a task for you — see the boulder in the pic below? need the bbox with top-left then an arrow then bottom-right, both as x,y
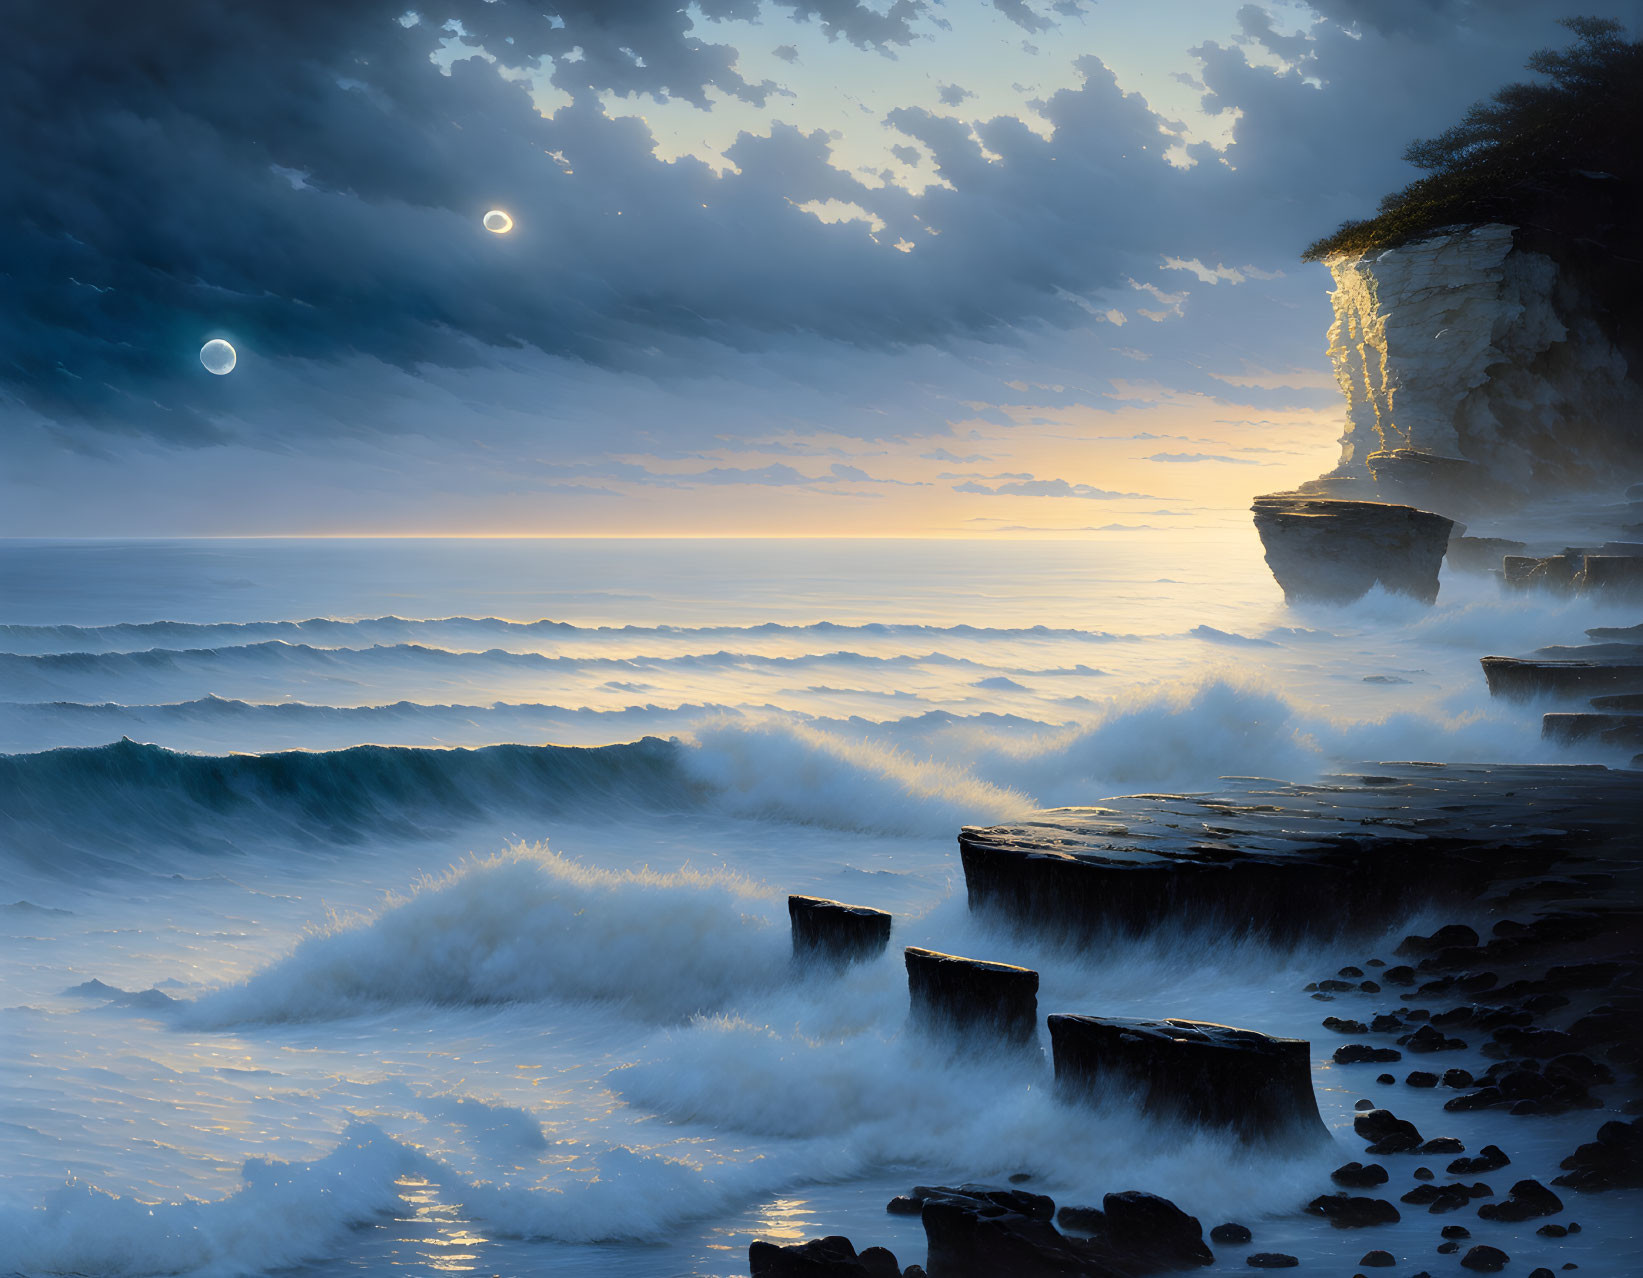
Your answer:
790,895 -> 892,965
1477,1179 -> 1563,1222
1251,495 -> 1454,604
1460,1244 -> 1509,1272
904,947 -> 1039,1047
1554,1117 -> 1643,1191
1305,1194 -> 1400,1228
1102,1191 -> 1212,1269
918,1185 -> 1210,1278
1244,1254 -> 1298,1268
1331,1162 -> 1388,1188
751,1236 -> 890,1278
1048,1015 -> 1328,1144
1210,1223 -> 1252,1244
1353,1108 -> 1422,1153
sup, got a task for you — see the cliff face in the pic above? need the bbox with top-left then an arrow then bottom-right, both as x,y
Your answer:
1316,223 -> 1642,510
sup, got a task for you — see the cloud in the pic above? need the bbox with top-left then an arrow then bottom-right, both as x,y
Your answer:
953,478 -> 1149,498
772,44 -> 800,63
938,83 -> 976,107
920,448 -> 994,463
1143,452 -> 1261,464
6,0 -> 1633,493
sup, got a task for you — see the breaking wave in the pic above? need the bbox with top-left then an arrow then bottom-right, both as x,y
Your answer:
188,844 -> 784,1025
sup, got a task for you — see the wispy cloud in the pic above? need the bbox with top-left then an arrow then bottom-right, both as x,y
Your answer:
954,478 -> 1149,498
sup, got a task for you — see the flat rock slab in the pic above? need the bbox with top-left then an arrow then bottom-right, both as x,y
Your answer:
790,895 -> 892,965
1541,713 -> 1643,750
1049,1014 -> 1329,1144
905,946 -> 1039,1047
1482,656 -> 1643,700
958,763 -> 1638,940
1251,496 -> 1454,604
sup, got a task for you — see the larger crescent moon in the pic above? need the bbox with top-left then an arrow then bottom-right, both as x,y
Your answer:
200,339 -> 237,375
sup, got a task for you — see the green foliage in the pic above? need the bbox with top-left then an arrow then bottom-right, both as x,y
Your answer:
1302,18 -> 1642,262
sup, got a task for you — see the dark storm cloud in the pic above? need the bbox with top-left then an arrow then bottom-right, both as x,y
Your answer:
3,0 -> 1634,447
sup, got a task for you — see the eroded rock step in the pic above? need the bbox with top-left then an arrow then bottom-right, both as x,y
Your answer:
1049,1014 -> 1329,1144
958,763 -> 1639,940
790,894 -> 892,966
1251,495 -> 1453,604
1541,713 -> 1643,750
1482,655 -> 1643,700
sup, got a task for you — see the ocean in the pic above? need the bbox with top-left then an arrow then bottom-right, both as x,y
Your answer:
1,533 -> 1637,1277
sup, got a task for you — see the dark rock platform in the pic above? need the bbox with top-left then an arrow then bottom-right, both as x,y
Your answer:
904,946 -> 1039,1047
1048,1015 -> 1329,1144
957,763 -> 1638,941
1251,496 -> 1454,604
1482,655 -> 1643,701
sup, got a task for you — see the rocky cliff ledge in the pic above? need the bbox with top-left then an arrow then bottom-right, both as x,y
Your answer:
1308,222 -> 1642,512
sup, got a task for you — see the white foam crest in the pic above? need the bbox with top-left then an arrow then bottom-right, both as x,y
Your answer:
186,844 -> 784,1025
0,1121 -> 416,1278
680,718 -> 1035,835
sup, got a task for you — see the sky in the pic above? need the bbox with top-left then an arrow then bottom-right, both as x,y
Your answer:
4,0 -> 1639,537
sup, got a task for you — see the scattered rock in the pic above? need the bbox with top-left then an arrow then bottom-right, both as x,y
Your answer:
1210,1223 -> 1252,1244
1331,1162 -> 1389,1188
1103,1191 -> 1213,1269
1324,1017 -> 1370,1034
1359,1250 -> 1395,1267
1442,1225 -> 1471,1239
1406,1071 -> 1439,1088
750,1236 -> 888,1278
1460,1243 -> 1510,1272
1337,1045 -> 1403,1065
1400,1182 -> 1473,1213
1397,924 -> 1480,956
1413,1167 -> 1434,1180
1354,1108 -> 1422,1153
1442,1069 -> 1475,1089
1538,1223 -> 1568,1237
1554,1118 -> 1643,1191
1448,1146 -> 1510,1176
1305,1193 -> 1400,1228
1245,1254 -> 1299,1269
1419,1138 -> 1465,1154
1478,1179 -> 1563,1222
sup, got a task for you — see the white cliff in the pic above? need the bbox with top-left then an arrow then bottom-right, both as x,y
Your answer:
1318,223 -> 1642,506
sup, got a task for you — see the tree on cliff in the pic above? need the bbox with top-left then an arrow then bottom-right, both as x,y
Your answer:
1303,17 -> 1642,261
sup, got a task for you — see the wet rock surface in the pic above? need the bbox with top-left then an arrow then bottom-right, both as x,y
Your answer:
910,1184 -> 1212,1278
1049,1014 -> 1328,1143
789,895 -> 892,965
958,764 -> 1636,941
904,947 -> 1039,1047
